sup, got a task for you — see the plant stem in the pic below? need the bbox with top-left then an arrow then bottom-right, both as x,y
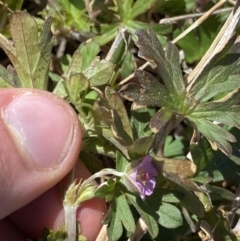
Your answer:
64,205 -> 78,241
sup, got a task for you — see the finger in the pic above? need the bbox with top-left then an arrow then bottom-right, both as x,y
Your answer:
9,161 -> 107,241
0,218 -> 26,241
0,88 -> 81,218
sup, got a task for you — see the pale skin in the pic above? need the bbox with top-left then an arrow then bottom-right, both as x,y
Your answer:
0,88 -> 107,241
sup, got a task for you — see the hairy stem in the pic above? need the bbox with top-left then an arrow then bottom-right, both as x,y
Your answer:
64,205 -> 78,241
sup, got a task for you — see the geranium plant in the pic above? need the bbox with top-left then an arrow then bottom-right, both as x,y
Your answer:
1,0 -> 240,241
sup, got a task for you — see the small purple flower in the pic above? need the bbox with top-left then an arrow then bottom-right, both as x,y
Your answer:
129,155 -> 158,199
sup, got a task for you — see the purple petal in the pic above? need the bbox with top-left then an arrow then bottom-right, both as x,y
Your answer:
129,169 -> 137,181
139,155 -> 157,177
143,178 -> 156,196
128,155 -> 158,200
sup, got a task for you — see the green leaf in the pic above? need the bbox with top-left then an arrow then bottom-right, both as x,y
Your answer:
67,73 -> 89,104
168,180 -> 205,217
206,185 -> 235,201
120,49 -> 136,78
158,203 -> 183,229
164,136 -> 186,158
129,0 -> 158,20
193,101 -> 240,130
93,87 -> 142,158
112,110 -> 133,145
190,42 -> 240,102
107,91 -> 132,134
53,81 -> 68,99
186,41 -> 240,155
62,52 -> 83,80
93,100 -> 129,158
46,229 -> 66,241
128,136 -> 154,156
165,41 -> 186,93
4,0 -> 24,10
159,189 -> 183,203
120,28 -> 240,155
95,178 -> 117,202
151,118 -> 175,154
147,188 -> 183,204
174,15 -> 221,63
108,91 -> 133,142
0,65 -> 12,88
126,21 -> 172,46
156,0 -> 186,15
116,151 -> 129,172
146,190 -> 183,228
79,41 -> 100,71
190,136 -> 215,173
104,185 -> 136,241
83,58 -> 113,87
126,193 -> 159,238
115,0 -> 134,21
12,12 -> 53,89
198,151 -> 240,182
80,151 -> 104,175
56,0 -> 91,31
92,24 -> 119,46
120,70 -> 166,107
135,29 -> 185,96
82,135 -> 116,158
105,202 -> 123,241
130,107 -> 154,139
38,228 -> 66,241
0,12 -> 54,89
116,194 -> 136,233
189,117 -> 236,155
115,0 -> 157,22
120,30 -> 188,116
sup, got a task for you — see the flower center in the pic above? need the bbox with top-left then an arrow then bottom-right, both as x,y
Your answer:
137,171 -> 150,185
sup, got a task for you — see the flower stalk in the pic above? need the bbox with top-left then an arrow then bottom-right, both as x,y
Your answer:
64,204 -> 78,241
63,168 -> 124,241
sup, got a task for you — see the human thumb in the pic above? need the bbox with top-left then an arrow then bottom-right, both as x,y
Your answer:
0,88 -> 81,219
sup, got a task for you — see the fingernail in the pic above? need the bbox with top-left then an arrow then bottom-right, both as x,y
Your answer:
3,92 -> 73,169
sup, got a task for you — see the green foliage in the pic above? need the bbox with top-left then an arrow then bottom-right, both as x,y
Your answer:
164,135 -> 186,158
0,11 -> 54,89
174,15 -> 221,63
120,28 -> 240,156
116,0 -> 157,22
0,0 -> 24,35
42,0 -> 91,33
126,192 -> 159,238
42,0 -> 172,46
36,228 -> 66,241
1,2 -> 240,241
104,185 -> 136,241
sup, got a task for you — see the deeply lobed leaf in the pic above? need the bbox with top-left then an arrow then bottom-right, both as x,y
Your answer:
120,28 -> 240,155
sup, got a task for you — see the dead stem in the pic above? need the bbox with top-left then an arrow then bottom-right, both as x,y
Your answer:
95,224 -> 108,241
187,0 -> 240,87
160,7 -> 232,23
172,0 -> 228,44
